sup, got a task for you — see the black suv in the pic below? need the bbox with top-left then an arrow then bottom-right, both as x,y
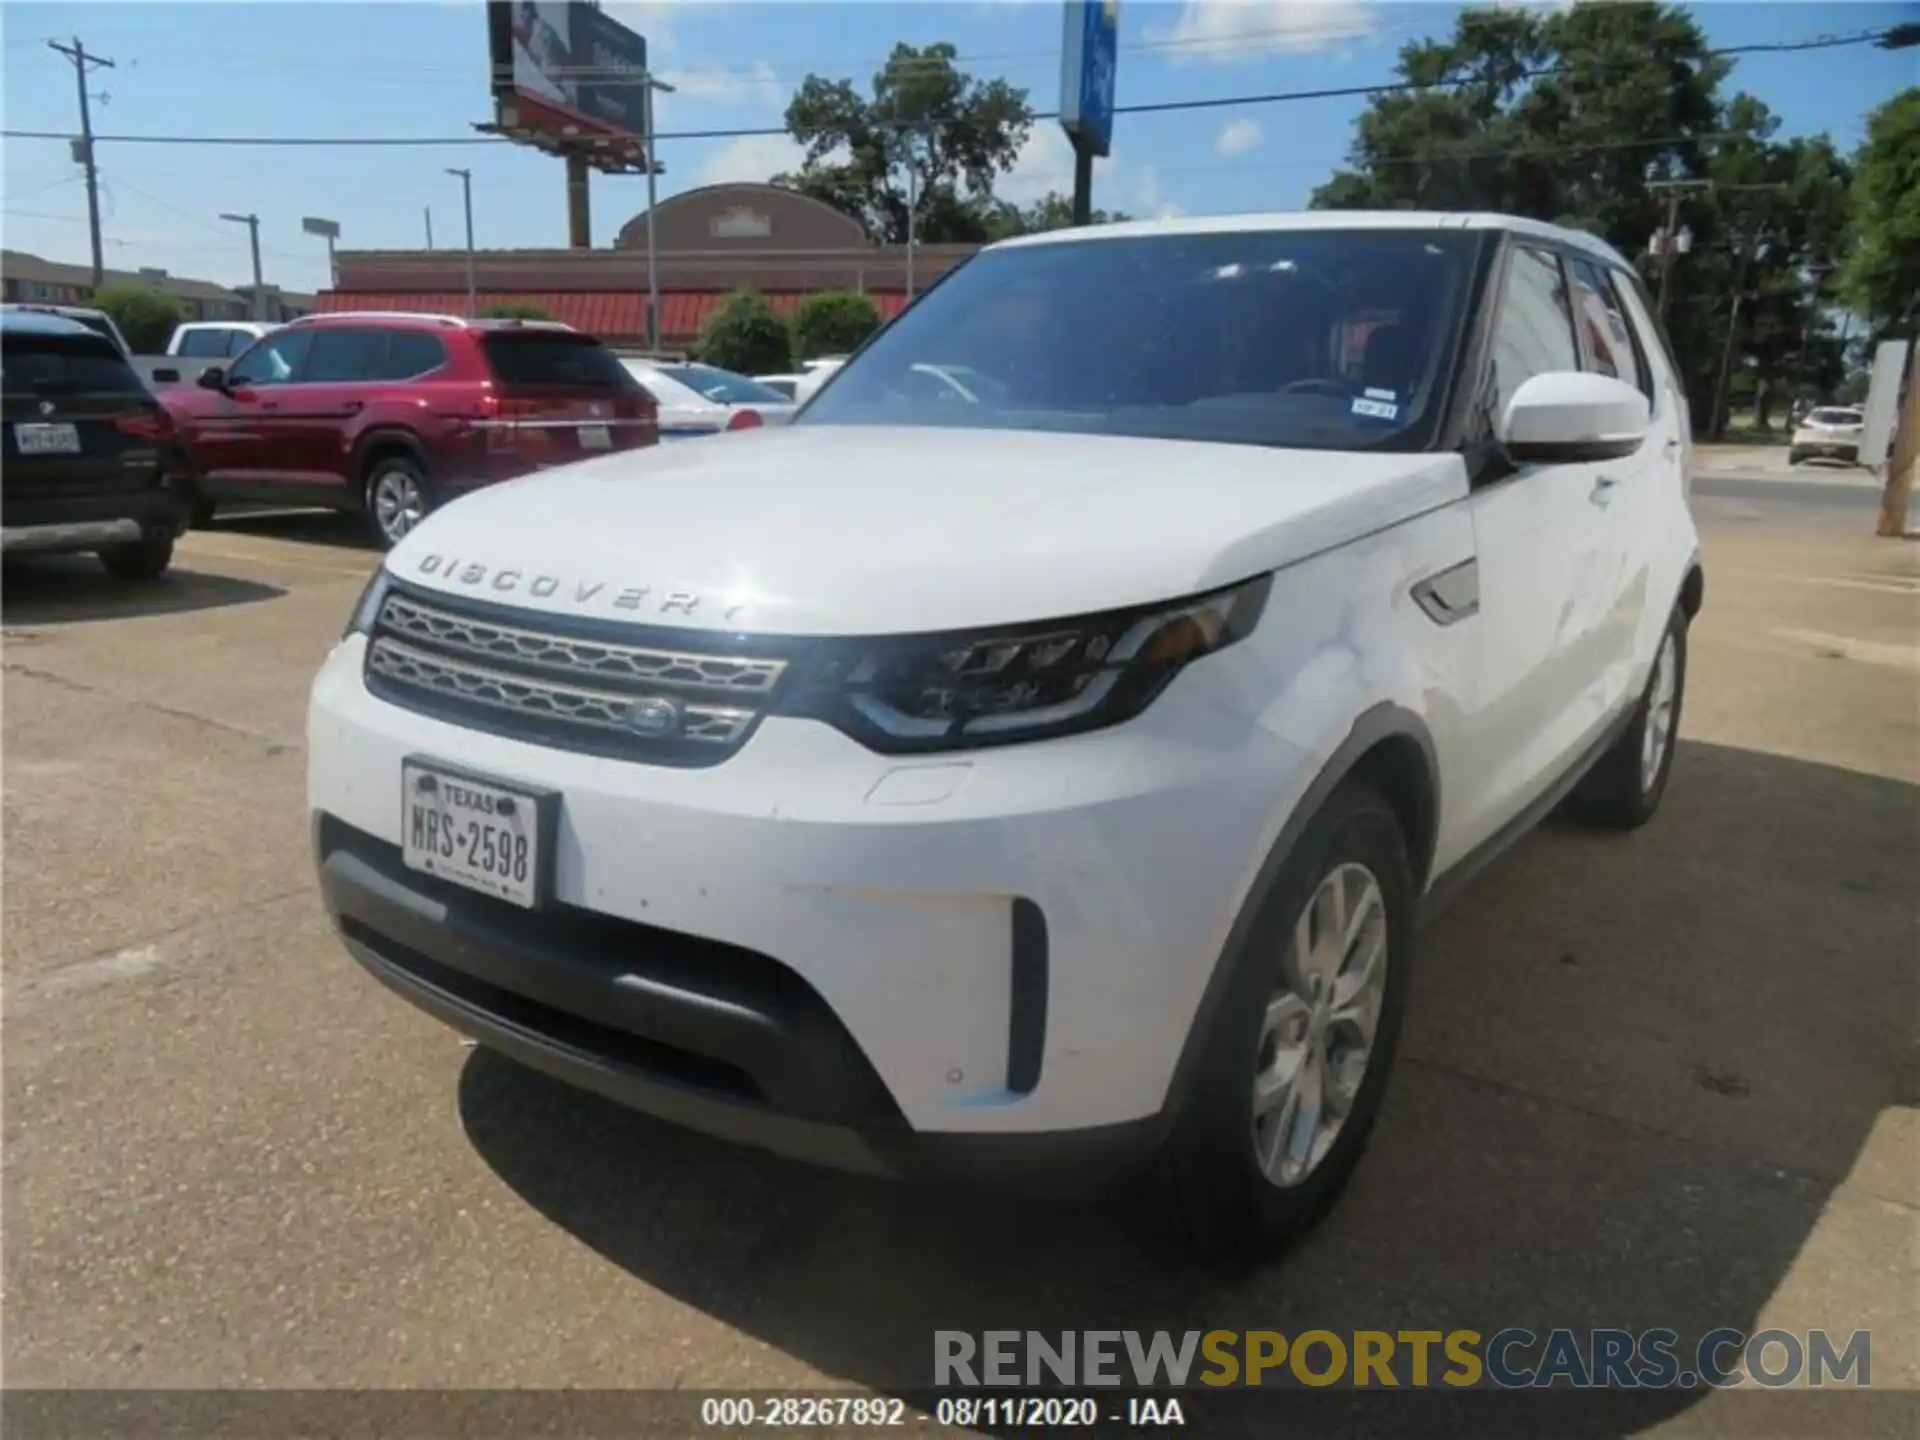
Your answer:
2,310 -> 186,580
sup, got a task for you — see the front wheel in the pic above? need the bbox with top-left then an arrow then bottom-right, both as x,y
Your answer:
1161,781 -> 1414,1264
98,529 -> 175,581
364,456 -> 433,549
1565,605 -> 1688,829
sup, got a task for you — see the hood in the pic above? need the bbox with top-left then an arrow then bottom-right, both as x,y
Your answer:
388,425 -> 1468,636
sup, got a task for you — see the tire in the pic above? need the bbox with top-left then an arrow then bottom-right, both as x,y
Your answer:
189,492 -> 218,529
363,454 -> 433,549
1565,605 -> 1687,830
1161,781 -> 1415,1265
98,529 -> 175,581
1788,448 -> 1806,466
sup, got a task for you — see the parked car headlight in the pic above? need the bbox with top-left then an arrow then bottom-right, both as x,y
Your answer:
780,575 -> 1272,752
342,567 -> 394,640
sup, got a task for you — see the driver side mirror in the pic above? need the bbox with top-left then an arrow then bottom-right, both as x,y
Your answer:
197,365 -> 228,391
1499,372 -> 1649,464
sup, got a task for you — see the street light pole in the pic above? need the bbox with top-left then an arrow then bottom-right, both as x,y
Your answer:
902,125 -> 920,303
302,216 -> 342,290
641,72 -> 676,352
219,212 -> 265,320
446,168 -> 475,318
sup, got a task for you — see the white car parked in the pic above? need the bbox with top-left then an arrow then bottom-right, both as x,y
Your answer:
620,359 -> 797,437
755,356 -> 846,405
1789,406 -> 1864,467
310,211 -> 1702,1261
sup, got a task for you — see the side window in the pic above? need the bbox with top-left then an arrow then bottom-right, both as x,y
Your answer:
178,329 -> 230,359
1609,270 -> 1680,407
369,331 -> 447,381
300,328 -> 389,383
1568,257 -> 1647,401
227,330 -> 313,387
1488,245 -> 1580,420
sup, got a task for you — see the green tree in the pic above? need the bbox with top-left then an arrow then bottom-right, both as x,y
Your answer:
1839,88 -> 1920,340
700,291 -> 793,375
91,285 -> 182,353
790,291 -> 880,359
776,42 -> 1034,244
483,303 -> 552,321
1308,2 -> 1856,434
982,191 -> 1133,239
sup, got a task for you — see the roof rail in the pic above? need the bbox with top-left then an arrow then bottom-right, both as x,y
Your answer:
292,310 -> 469,327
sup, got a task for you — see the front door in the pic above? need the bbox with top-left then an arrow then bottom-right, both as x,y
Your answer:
184,329 -> 313,498
1446,242 -> 1618,861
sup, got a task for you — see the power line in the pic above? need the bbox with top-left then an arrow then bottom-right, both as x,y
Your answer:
0,28 -> 1894,150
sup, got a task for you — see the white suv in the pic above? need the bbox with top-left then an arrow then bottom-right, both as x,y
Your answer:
310,212 -> 1702,1260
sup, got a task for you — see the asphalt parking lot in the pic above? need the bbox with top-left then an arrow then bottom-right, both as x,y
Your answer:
3,461 -> 1914,1435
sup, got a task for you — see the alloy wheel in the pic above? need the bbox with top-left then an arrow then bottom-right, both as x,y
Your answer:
1641,632 -> 1678,793
1251,861 -> 1389,1188
371,471 -> 425,545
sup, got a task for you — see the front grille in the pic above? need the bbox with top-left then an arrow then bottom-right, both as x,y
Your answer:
363,585 -> 797,766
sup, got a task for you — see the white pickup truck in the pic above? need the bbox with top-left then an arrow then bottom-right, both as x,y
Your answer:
0,306 -> 278,390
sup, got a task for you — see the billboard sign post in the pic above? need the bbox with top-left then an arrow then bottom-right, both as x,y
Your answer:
1058,0 -> 1118,226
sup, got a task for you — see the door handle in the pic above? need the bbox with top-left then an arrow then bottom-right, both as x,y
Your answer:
261,401 -> 280,413
342,401 -> 363,415
1590,476 -> 1619,506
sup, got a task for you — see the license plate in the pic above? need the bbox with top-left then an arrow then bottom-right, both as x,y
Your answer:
402,762 -> 546,908
14,422 -> 81,455
579,423 -> 612,450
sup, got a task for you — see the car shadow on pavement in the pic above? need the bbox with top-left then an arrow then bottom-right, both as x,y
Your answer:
202,507 -> 379,552
0,556 -> 284,626
459,739 -> 1915,1436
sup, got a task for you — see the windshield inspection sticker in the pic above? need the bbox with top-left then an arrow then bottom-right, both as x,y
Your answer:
1364,387 -> 1397,402
1352,396 -> 1400,421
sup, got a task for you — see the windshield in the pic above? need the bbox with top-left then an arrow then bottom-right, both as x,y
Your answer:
658,363 -> 790,406
799,229 -> 1476,451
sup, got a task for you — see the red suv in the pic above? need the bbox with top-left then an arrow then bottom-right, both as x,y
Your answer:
162,312 -> 659,547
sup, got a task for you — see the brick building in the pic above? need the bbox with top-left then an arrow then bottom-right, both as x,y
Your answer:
315,183 -> 979,346
0,249 -> 314,323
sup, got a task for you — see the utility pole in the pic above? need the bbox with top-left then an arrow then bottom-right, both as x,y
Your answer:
424,207 -> 435,250
901,125 -> 920,303
219,212 -> 265,321
1708,184 -> 1792,439
48,37 -> 114,292
640,72 -> 676,352
446,169 -> 476,318
1646,178 -> 1711,320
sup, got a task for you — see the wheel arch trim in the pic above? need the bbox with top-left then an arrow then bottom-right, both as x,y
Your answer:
1152,702 -> 1439,1130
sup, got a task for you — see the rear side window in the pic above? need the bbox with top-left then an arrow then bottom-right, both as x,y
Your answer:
480,334 -> 635,389
301,328 -> 389,383
1,332 -> 146,395
177,329 -> 233,359
1568,257 -> 1646,402
377,332 -> 448,380
660,363 -> 791,406
1488,245 -> 1580,419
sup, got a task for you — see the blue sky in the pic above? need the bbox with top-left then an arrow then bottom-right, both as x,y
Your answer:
4,1 -> 1915,293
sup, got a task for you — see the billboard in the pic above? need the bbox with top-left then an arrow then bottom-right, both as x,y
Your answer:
488,1 -> 650,155
1059,0 -> 1119,158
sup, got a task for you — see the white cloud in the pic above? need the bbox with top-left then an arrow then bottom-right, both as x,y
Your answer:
1215,117 -> 1264,157
999,123 -> 1181,220
999,125 -> 1080,206
695,132 -> 806,187
1151,0 -> 1379,65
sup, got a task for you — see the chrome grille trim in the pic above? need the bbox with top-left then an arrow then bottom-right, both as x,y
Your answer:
378,592 -> 785,695
367,636 -> 756,746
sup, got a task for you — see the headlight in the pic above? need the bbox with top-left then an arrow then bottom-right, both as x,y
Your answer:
342,567 -> 393,639
779,574 -> 1271,753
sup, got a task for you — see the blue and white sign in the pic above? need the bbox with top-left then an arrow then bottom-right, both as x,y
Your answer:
1059,0 -> 1119,158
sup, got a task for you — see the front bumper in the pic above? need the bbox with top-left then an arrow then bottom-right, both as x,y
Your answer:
309,632 -> 1304,1176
